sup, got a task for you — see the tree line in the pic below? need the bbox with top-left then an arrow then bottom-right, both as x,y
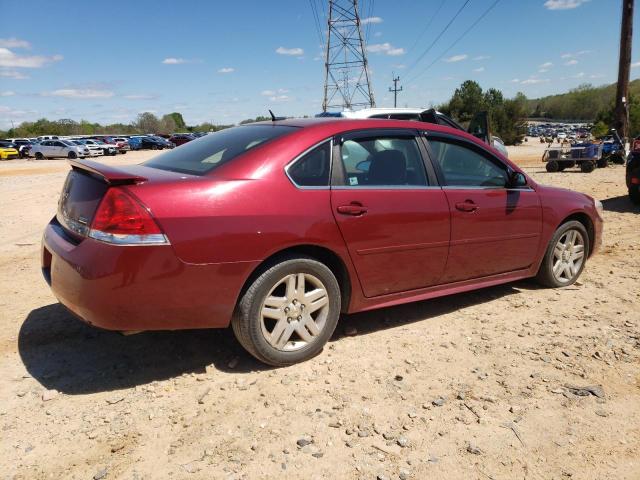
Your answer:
0,112 -> 233,138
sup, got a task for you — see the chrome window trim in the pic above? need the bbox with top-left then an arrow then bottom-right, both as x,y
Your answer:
331,185 -> 442,190
442,186 -> 535,192
284,138 -> 333,190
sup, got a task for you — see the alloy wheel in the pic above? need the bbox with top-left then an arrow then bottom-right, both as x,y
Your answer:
259,273 -> 330,351
552,229 -> 585,284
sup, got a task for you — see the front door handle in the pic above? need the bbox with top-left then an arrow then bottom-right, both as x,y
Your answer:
337,203 -> 367,216
455,200 -> 478,212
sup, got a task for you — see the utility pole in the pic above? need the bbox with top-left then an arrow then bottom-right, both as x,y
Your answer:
389,75 -> 402,108
614,0 -> 634,141
322,0 -> 375,111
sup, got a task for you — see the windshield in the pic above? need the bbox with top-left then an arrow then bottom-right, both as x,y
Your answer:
144,124 -> 296,175
60,140 -> 74,147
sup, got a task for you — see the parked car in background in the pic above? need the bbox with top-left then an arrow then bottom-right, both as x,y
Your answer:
92,136 -> 128,154
112,137 -> 131,152
42,118 -> 603,366
0,141 -> 20,160
128,135 -> 170,150
627,142 -> 640,204
326,107 -> 510,158
149,135 -> 175,149
84,139 -> 118,156
169,133 -> 195,146
31,139 -> 89,159
71,140 -> 102,157
4,138 -> 34,158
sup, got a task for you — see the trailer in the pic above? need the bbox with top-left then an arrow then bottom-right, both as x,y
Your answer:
542,143 -> 604,173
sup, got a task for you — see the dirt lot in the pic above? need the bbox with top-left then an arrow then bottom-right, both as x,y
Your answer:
1,142 -> 638,480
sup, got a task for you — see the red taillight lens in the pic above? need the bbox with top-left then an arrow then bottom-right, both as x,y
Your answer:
89,188 -> 168,244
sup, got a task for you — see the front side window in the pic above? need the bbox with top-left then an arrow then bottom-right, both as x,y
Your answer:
428,138 -> 508,187
145,125 -> 297,175
338,135 -> 428,187
287,141 -> 331,187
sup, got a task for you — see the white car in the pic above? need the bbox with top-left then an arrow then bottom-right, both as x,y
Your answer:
31,140 -> 89,159
71,140 -> 103,157
557,132 -> 567,140
81,139 -> 118,156
330,107 -> 509,158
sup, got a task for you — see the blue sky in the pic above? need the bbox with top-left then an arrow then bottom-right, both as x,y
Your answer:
1,0 -> 639,129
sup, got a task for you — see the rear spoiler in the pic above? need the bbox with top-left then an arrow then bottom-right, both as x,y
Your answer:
69,159 -> 148,185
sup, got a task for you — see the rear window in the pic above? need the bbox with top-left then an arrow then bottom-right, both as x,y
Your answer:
145,125 -> 296,175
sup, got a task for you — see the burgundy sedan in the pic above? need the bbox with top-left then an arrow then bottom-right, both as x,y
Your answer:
42,118 -> 603,366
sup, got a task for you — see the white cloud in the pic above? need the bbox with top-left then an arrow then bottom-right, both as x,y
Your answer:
564,59 -> 578,66
218,67 -> 235,73
123,94 -> 157,100
162,57 -> 187,64
590,73 -> 605,78
261,88 -> 288,97
0,48 -> 62,68
538,69 -> 549,73
544,0 -> 589,10
443,54 -> 468,63
0,91 -> 15,96
632,61 -> 640,68
0,38 -> 31,49
510,78 -> 520,83
539,62 -> 553,68
45,89 -> 115,99
473,67 -> 485,72
573,72 -> 585,78
367,43 -> 405,56
521,78 -> 550,85
361,16 -> 383,25
374,31 -> 382,37
276,47 -> 304,56
473,55 -> 491,61
0,69 -> 29,79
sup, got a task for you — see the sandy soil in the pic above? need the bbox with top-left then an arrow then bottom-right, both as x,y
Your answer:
0,143 -> 638,480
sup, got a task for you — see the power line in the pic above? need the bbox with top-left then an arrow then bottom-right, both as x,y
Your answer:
405,0 -> 501,85
406,0 -> 446,55
309,0 -> 325,46
389,74 -> 403,107
405,0 -> 472,75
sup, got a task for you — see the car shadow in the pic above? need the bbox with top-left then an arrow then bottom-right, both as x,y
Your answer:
20,281 -> 527,395
601,195 -> 639,213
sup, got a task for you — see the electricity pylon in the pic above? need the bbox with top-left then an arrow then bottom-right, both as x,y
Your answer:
322,0 -> 375,111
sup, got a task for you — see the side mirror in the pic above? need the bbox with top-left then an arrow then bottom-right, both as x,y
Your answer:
509,171 -> 527,188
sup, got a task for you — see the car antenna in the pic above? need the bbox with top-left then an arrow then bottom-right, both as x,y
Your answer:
269,110 -> 286,122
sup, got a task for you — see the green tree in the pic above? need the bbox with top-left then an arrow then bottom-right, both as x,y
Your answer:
167,112 -> 186,130
135,112 -> 161,133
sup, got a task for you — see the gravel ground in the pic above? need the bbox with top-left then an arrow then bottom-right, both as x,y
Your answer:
0,144 -> 638,480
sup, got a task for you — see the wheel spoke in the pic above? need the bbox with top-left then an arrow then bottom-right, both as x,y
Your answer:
567,230 -> 577,247
302,314 -> 321,335
295,323 -> 314,343
296,273 -> 306,296
572,250 -> 584,261
573,244 -> 584,254
285,275 -> 296,300
553,260 -> 564,276
262,306 -> 283,320
264,295 -> 287,309
307,295 -> 328,314
275,323 -> 296,349
563,264 -> 572,280
270,318 -> 288,345
553,245 -> 564,260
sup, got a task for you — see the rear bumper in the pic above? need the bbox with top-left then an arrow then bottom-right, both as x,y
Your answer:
42,218 -> 259,331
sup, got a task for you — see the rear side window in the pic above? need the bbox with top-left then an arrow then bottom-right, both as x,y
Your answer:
145,125 -> 296,175
287,141 -> 331,187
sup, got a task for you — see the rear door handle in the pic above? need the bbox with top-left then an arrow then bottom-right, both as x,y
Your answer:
337,203 -> 368,216
455,200 -> 478,212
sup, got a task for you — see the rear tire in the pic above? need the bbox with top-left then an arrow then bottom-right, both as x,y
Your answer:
35,152 -> 44,160
546,160 -> 559,172
536,221 -> 589,288
232,255 -> 341,366
580,161 -> 595,173
67,151 -> 77,159
597,157 -> 609,168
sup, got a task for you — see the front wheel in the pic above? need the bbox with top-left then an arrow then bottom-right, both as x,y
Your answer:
546,160 -> 559,172
580,161 -> 595,173
67,151 -> 77,159
536,221 -> 589,288
232,256 -> 341,366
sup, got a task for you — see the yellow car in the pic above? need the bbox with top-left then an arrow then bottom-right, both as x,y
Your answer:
0,146 -> 20,160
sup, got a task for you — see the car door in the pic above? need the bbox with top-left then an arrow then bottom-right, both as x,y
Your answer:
423,133 -> 542,283
330,129 -> 450,298
40,141 -> 54,156
53,141 -> 66,157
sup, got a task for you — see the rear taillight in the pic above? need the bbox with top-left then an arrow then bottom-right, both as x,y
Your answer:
89,187 -> 169,245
